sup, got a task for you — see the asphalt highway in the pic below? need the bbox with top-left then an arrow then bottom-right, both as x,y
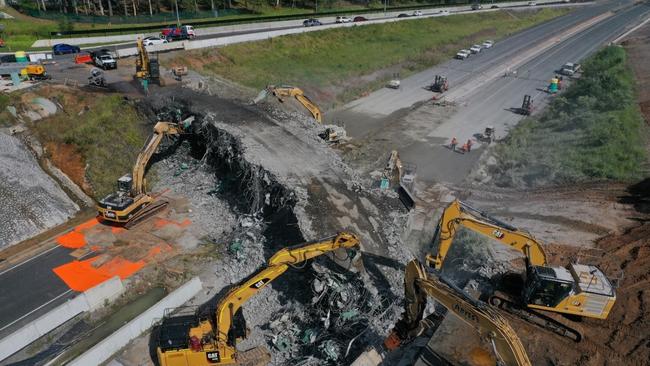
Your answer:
0,245 -> 74,336
334,0 -> 650,184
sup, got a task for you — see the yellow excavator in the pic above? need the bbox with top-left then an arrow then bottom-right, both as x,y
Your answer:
254,85 -> 322,123
96,119 -> 192,227
156,232 -> 361,366
135,37 -> 160,83
426,199 -> 616,341
384,259 -> 531,366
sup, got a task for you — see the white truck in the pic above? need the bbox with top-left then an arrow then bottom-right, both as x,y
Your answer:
92,51 -> 117,70
560,62 -> 581,76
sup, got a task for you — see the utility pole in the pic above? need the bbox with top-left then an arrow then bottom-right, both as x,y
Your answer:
384,0 -> 387,15
174,0 -> 180,26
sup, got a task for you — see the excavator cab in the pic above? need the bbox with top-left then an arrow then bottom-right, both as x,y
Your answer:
524,266 -> 574,308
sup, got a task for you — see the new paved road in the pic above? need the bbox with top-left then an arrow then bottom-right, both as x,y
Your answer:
0,246 -> 74,336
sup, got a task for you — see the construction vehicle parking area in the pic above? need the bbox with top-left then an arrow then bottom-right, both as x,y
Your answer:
1,2 -> 649,366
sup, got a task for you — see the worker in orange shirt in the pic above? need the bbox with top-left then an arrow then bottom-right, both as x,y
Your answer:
466,139 -> 473,152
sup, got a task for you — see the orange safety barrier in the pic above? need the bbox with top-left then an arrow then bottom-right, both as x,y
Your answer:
75,53 -> 92,64
54,256 -> 145,291
56,231 -> 87,249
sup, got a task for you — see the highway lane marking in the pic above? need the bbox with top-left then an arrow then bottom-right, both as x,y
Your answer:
0,245 -> 62,277
0,289 -> 73,333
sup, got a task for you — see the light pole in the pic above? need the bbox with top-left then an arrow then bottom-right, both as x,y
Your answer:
175,0 -> 180,26
384,0 -> 388,15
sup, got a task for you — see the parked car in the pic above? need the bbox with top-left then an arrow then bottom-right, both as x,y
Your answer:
471,3 -> 483,10
482,40 -> 494,48
93,53 -> 117,70
142,36 -> 168,46
439,10 -> 450,15
397,13 -> 410,18
52,43 -> 81,55
412,10 -> 423,16
353,16 -> 368,22
490,5 -> 499,8
528,1 -> 537,5
456,49 -> 471,59
470,44 -> 482,54
336,16 -> 352,23
560,62 -> 581,76
303,18 -> 322,27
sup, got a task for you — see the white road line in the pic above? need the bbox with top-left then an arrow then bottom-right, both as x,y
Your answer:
0,245 -> 62,277
0,289 -> 73,332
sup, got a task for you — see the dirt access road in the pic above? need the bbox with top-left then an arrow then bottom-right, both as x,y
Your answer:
333,0 -> 650,185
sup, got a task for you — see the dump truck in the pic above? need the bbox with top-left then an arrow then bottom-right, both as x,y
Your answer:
161,25 -> 196,42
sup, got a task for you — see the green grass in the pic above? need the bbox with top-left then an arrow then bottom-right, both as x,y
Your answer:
33,94 -> 147,199
490,46 -> 648,188
173,8 -> 567,105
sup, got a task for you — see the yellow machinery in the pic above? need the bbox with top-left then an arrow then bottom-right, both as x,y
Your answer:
426,199 -> 616,341
135,37 -> 160,82
156,232 -> 361,366
96,119 -> 191,227
20,65 -> 50,80
385,259 -> 531,366
256,85 -> 322,123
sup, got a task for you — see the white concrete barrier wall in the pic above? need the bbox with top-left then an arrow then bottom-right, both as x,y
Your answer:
68,277 -> 203,366
83,276 -> 125,311
31,0 -> 563,47
0,276 -> 124,362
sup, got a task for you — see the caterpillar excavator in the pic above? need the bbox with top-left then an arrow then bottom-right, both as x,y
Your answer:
96,118 -> 193,227
262,85 -> 322,123
384,259 -> 531,366
426,199 -> 617,341
156,232 -> 361,366
135,37 -> 160,83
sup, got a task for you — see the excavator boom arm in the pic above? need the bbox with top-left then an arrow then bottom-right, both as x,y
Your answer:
267,85 -> 323,123
428,200 -> 547,269
215,232 -> 360,344
132,122 -> 183,195
392,260 -> 531,366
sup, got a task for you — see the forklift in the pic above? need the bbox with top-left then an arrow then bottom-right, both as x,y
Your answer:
429,75 -> 449,93
519,94 -> 533,115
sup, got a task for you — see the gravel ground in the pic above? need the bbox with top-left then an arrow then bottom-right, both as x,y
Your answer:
0,132 -> 78,249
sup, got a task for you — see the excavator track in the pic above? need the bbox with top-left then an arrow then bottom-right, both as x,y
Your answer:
124,200 -> 169,229
489,295 -> 582,343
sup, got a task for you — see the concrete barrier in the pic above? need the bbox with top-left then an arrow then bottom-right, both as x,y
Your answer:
0,276 -> 124,362
32,34 -> 147,48
68,277 -> 203,366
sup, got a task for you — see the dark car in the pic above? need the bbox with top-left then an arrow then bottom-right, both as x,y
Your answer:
52,43 -> 81,55
397,13 -> 410,18
303,18 -> 322,27
353,16 -> 368,22
491,5 -> 499,8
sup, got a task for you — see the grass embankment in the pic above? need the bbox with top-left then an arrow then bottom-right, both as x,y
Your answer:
489,46 -> 649,188
31,89 -> 147,199
170,8 -> 567,106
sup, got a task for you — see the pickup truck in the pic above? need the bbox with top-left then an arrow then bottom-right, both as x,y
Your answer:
455,49 -> 471,59
92,52 -> 117,70
161,25 -> 196,41
560,62 -> 581,76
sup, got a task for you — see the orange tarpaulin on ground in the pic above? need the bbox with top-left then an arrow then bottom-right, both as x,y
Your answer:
56,231 -> 87,249
53,256 -> 145,291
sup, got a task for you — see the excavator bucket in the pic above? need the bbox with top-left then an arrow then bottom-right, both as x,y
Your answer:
253,89 -> 269,104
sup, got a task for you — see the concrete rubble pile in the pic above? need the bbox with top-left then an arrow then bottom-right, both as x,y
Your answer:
263,263 -> 400,365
